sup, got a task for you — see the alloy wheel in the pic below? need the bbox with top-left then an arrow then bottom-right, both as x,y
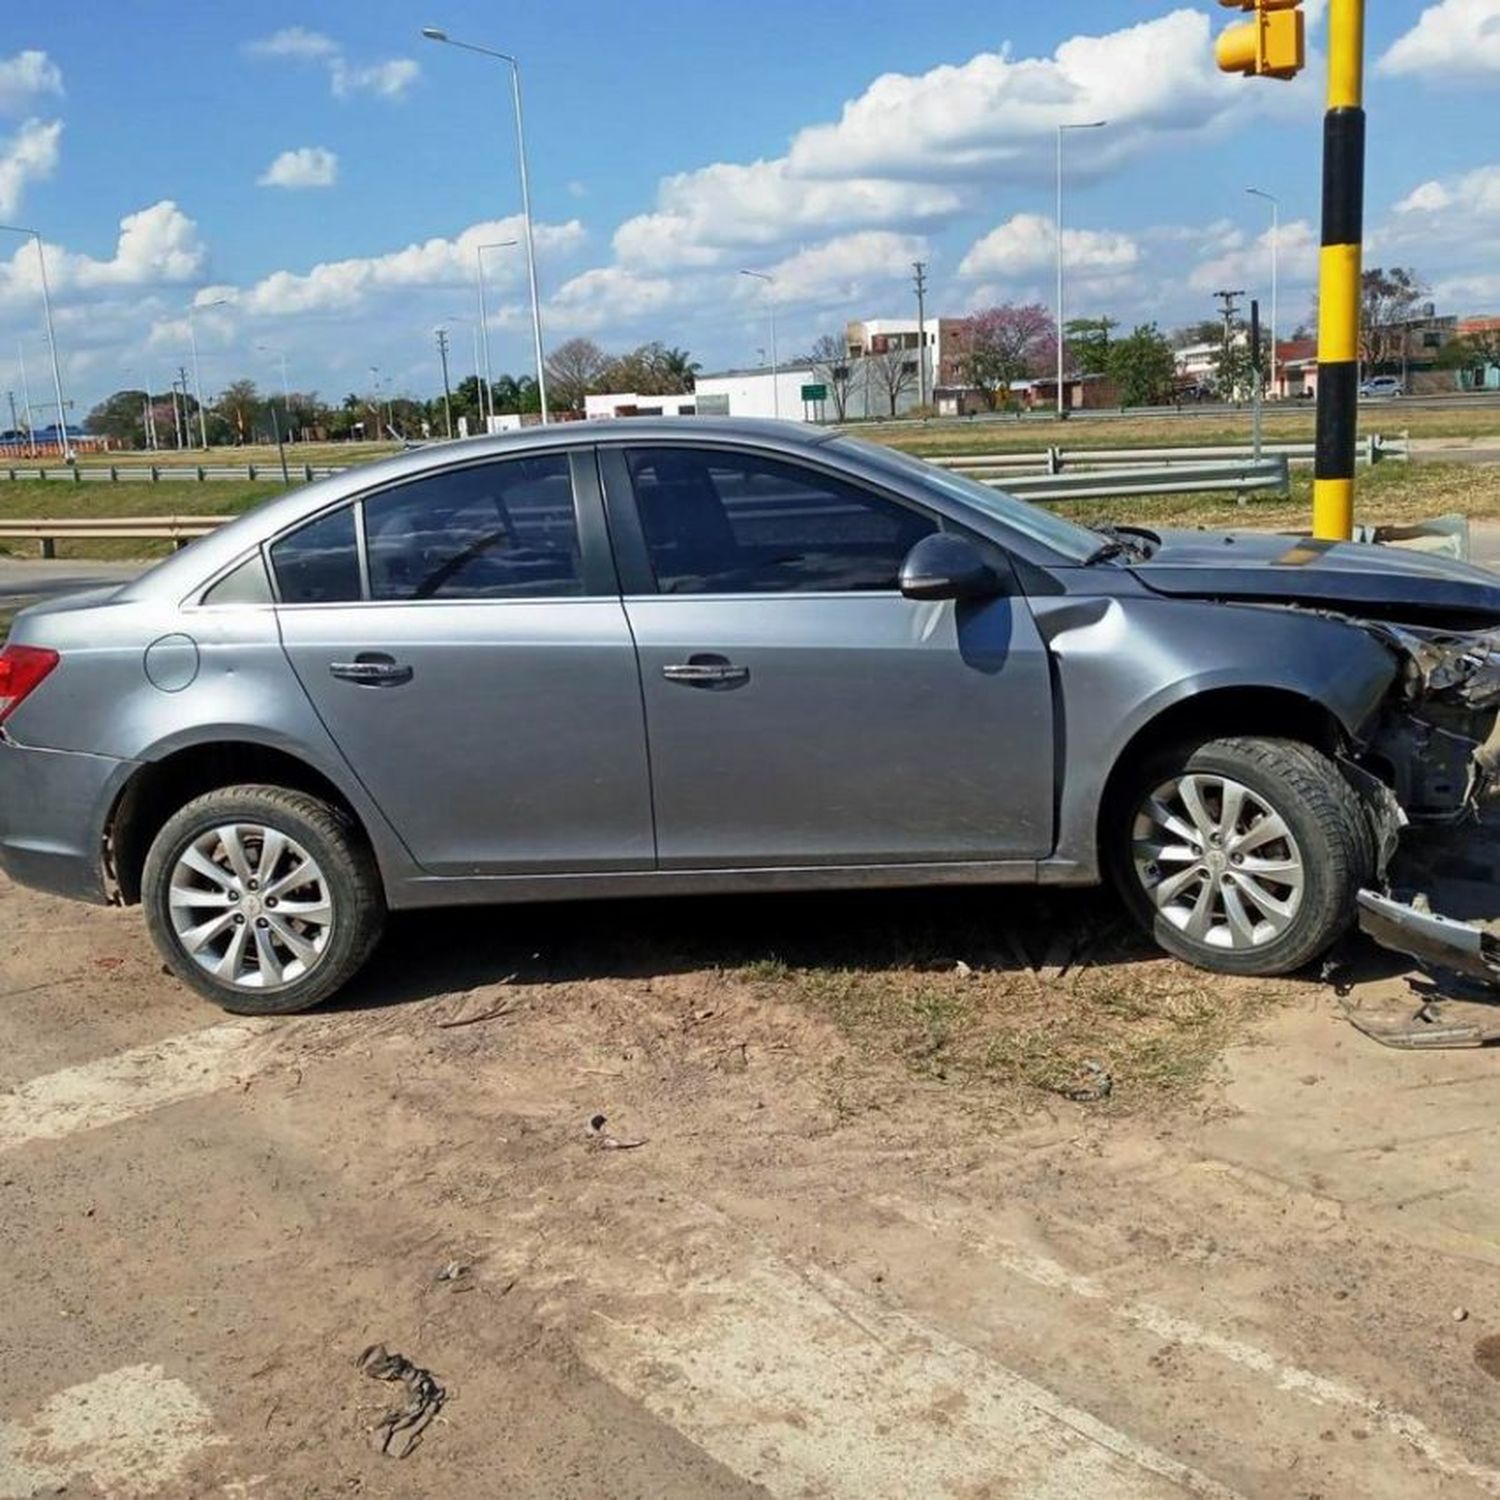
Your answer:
1132,773 -> 1306,951
167,823 -> 334,989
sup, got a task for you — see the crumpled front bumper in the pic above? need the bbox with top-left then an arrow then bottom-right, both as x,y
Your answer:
1356,889 -> 1500,986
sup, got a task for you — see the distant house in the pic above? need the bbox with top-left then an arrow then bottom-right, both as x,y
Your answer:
1457,316 -> 1500,392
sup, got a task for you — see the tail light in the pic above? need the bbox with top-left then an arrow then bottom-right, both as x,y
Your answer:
0,644 -> 60,726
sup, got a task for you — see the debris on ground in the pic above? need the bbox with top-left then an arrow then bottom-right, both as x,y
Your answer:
435,983 -> 519,1028
435,1260 -> 471,1289
586,1113 -> 647,1150
1056,1060 -> 1113,1104
356,1343 -> 447,1457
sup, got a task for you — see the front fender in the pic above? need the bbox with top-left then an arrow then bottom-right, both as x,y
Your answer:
1034,595 -> 1399,877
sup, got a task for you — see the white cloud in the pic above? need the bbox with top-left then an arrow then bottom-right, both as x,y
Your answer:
787,10 -> 1312,184
0,201 -> 206,310
329,57 -> 420,101
246,28 -> 420,102
258,146 -> 338,190
0,117 -> 61,217
244,27 -> 339,61
1188,218 -> 1318,295
1394,180 -> 1453,215
229,216 -> 585,317
1378,0 -> 1500,78
547,266 -> 684,332
761,230 -> 930,305
0,50 -> 63,114
959,213 -> 1138,279
614,160 -> 959,269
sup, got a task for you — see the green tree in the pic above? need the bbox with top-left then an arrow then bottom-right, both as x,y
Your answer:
1172,319 -> 1224,348
1105,324 -> 1176,407
85,389 -> 150,446
215,379 -> 262,445
1064,317 -> 1117,376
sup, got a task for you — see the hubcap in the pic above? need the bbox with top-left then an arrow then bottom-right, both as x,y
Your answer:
1132,774 -> 1305,951
168,823 -> 333,989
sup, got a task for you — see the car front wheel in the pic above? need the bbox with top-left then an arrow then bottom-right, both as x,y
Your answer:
1113,737 -> 1372,977
142,784 -> 385,1014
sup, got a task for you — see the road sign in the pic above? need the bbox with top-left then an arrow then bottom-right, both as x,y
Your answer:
800,383 -> 828,402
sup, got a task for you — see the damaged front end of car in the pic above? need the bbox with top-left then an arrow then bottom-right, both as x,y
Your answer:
1350,619 -> 1500,987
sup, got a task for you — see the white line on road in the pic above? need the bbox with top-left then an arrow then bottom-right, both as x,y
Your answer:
0,1364 -> 224,1498
0,1020 -> 280,1152
883,1196 -> 1500,1498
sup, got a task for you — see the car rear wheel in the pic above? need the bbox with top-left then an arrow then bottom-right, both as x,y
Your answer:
1113,737 -> 1372,977
142,784 -> 385,1014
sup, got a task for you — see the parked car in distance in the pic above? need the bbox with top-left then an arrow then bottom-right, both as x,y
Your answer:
4,418 -> 1500,1013
1360,375 -> 1405,398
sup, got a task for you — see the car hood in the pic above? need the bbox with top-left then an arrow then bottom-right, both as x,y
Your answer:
1129,529 -> 1500,624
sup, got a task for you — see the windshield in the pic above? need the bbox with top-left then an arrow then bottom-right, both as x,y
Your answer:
831,436 -> 1101,563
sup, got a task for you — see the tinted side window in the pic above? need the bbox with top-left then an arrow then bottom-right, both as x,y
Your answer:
625,447 -> 936,595
362,455 -> 583,601
269,507 -> 361,604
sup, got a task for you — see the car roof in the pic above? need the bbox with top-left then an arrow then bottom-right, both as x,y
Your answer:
118,417 -> 841,602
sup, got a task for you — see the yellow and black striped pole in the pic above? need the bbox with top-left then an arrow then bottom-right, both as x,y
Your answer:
1313,0 -> 1365,541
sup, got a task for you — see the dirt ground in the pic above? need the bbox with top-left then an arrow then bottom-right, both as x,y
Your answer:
2,842 -> 1500,1498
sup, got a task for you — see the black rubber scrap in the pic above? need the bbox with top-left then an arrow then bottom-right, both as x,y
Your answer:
356,1343 -> 447,1457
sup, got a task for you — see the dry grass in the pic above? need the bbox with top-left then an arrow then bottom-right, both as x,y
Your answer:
746,948 -> 1285,1112
725,891 -> 1288,1111
1052,460 -> 1500,532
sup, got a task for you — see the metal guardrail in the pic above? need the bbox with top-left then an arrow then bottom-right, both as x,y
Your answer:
0,516 -> 222,557
933,433 -> 1405,475
996,455 -> 1290,502
0,462 -> 341,484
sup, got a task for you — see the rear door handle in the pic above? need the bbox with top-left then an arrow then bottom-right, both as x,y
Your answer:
662,654 -> 750,690
330,653 -> 413,687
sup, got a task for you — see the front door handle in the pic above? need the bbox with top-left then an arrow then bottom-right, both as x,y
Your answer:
330,653 -> 413,687
662,654 -> 750,690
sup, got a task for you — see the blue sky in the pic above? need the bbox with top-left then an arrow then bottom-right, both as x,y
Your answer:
1,1 -> 1497,413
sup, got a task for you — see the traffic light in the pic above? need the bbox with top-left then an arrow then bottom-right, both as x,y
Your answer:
1216,0 -> 1306,80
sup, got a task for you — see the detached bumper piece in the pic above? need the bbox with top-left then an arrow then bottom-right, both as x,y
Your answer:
1353,890 -> 1500,1047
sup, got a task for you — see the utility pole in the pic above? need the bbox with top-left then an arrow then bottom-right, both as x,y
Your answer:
435,327 -> 454,439
1214,289 -> 1245,398
177,366 -> 194,448
912,261 -> 929,409
171,375 -> 185,450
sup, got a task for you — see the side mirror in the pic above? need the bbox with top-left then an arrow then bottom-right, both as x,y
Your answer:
899,533 -> 1002,601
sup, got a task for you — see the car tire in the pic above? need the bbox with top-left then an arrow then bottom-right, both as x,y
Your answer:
142,784 -> 385,1014
1111,736 -> 1372,977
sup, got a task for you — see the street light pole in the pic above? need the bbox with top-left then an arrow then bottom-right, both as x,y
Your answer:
16,339 -> 34,457
422,29 -> 550,423
1054,121 -> 1107,420
740,269 -> 778,418
475,238 -> 518,428
186,296 -> 229,449
1247,188 -> 1279,398
0,224 -> 72,461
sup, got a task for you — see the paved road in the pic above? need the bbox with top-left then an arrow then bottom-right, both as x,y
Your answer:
0,558 -> 143,618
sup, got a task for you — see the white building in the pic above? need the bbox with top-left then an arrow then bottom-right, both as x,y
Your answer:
584,391 -> 698,420
693,365 -> 817,421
